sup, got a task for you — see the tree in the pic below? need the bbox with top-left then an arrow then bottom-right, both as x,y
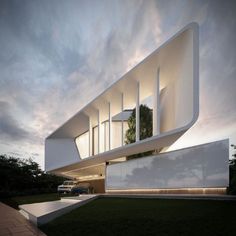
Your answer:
125,104 -> 153,159
228,144 -> 236,195
0,155 -> 67,197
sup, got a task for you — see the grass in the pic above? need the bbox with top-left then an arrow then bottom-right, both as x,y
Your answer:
2,194 -> 235,235
1,193 -> 60,209
39,197 -> 236,236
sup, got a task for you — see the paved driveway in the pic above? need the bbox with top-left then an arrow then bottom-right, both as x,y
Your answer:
0,202 -> 46,236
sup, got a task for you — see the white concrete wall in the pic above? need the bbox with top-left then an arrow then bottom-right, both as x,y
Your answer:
106,139 -> 229,190
45,139 -> 80,171
159,28 -> 195,133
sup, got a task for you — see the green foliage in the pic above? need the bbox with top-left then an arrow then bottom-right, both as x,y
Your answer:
125,104 -> 153,159
0,155 -> 67,198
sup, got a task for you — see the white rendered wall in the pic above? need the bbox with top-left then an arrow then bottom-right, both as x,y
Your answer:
106,139 -> 229,190
45,139 -> 80,171
159,28 -> 195,133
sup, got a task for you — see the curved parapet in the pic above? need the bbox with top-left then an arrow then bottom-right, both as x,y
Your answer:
45,23 -> 199,174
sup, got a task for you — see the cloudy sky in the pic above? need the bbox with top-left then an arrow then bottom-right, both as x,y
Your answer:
0,0 -> 235,169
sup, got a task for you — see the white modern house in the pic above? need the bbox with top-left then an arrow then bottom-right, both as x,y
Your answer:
45,23 -> 229,194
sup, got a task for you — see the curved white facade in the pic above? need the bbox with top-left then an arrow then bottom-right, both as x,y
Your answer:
45,23 -> 205,192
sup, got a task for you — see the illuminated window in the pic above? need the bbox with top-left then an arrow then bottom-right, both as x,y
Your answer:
75,131 -> 89,159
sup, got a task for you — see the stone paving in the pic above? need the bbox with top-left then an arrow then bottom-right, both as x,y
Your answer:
0,202 -> 46,236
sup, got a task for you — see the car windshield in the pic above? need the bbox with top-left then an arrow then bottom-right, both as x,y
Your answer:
78,183 -> 90,187
64,181 -> 74,185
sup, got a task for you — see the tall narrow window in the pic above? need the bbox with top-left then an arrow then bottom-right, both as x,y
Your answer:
75,131 -> 89,159
93,126 -> 98,155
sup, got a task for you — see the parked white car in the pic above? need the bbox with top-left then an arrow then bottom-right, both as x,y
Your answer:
57,180 -> 78,193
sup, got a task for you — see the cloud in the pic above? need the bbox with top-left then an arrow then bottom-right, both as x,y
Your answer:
0,101 -> 30,141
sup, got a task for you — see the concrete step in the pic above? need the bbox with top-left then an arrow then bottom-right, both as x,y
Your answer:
19,194 -> 98,226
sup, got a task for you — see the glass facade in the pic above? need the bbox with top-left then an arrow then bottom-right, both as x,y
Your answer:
75,131 -> 89,159
76,120 -> 128,159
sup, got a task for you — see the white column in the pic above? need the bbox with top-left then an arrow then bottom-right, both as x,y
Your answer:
89,117 -> 93,156
136,82 -> 140,142
98,110 -> 100,153
153,67 -> 160,136
121,93 -> 124,146
108,102 -> 112,150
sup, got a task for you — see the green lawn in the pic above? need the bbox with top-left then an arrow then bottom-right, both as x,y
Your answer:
1,193 -> 60,209
40,198 -> 236,236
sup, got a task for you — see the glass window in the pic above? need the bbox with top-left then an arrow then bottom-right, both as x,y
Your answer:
93,126 -> 98,155
75,131 -> 89,159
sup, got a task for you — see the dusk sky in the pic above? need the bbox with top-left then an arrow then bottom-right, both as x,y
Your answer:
0,0 -> 236,169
